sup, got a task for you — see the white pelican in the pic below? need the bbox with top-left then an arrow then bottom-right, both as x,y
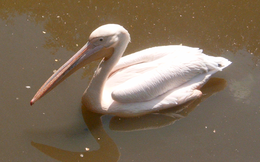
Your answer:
30,24 -> 231,117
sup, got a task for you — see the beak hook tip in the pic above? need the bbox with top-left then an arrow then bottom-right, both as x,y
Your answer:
30,100 -> 35,106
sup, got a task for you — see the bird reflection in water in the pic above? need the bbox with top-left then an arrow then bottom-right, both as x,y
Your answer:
31,77 -> 226,162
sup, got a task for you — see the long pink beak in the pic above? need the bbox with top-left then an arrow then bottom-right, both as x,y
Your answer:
30,42 -> 104,105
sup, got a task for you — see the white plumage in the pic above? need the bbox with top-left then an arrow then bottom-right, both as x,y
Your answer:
31,24 -> 231,117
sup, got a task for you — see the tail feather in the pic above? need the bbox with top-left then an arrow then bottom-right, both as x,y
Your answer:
205,56 -> 232,71
217,57 -> 232,70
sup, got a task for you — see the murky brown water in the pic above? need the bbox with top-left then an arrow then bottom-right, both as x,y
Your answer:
1,0 -> 259,161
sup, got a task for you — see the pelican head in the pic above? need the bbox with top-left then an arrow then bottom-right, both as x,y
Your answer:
30,24 -> 130,105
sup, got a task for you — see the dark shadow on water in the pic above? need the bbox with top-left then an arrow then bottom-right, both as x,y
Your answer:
31,77 -> 226,161
31,110 -> 120,162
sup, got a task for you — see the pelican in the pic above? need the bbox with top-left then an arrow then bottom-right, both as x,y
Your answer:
30,24 -> 231,117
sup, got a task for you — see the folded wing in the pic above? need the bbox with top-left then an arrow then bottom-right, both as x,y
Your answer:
105,45 -> 231,103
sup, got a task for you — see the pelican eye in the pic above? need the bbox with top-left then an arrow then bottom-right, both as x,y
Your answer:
99,38 -> 103,41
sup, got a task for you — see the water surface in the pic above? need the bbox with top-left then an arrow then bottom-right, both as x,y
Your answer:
0,0 -> 259,161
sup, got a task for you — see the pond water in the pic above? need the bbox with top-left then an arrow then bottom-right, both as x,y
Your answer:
1,1 -> 259,161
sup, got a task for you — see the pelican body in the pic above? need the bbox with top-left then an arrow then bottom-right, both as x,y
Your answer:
31,24 -> 231,117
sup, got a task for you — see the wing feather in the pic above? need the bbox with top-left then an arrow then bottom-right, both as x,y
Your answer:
111,45 -> 201,73
112,55 -> 207,102
105,45 -> 231,103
